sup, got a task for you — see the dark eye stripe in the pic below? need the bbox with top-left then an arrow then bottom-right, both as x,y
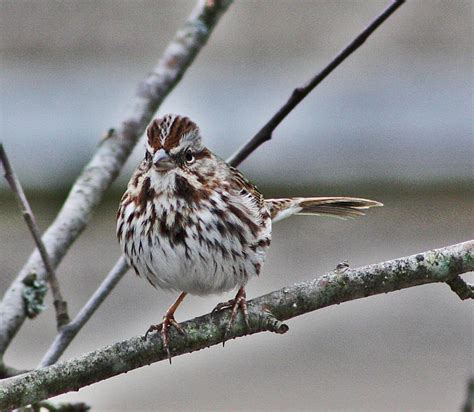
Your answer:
193,149 -> 211,160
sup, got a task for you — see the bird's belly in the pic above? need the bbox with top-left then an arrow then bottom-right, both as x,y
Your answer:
127,233 -> 267,296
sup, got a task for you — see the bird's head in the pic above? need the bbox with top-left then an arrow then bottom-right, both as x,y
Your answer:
145,114 -> 211,174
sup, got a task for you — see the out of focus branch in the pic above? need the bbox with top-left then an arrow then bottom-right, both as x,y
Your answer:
0,0 -> 233,357
227,0 -> 405,167
1,240 -> 471,409
38,257 -> 129,367
31,400 -> 90,412
0,362 -> 29,379
0,144 -> 70,329
462,376 -> 473,412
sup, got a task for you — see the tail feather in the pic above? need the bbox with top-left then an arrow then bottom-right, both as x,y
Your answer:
265,197 -> 383,223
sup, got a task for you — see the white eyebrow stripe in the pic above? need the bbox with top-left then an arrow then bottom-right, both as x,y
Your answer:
159,114 -> 178,145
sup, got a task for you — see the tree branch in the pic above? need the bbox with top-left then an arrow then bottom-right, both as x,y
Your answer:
1,240 -> 471,409
462,376 -> 473,412
446,276 -> 473,300
0,362 -> 29,379
227,0 -> 405,167
0,0 -> 233,357
0,144 -> 70,330
38,257 -> 129,368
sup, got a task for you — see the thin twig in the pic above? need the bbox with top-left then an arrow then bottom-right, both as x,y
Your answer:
38,257 -> 129,367
0,362 -> 29,379
34,400 -> 90,412
0,0 -> 233,356
1,240 -> 472,409
0,144 -> 70,329
227,0 -> 405,167
446,276 -> 474,300
462,376 -> 473,412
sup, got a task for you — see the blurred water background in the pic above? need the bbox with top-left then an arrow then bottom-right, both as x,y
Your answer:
1,1 -> 472,410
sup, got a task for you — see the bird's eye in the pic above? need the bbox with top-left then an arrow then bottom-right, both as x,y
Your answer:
145,151 -> 152,162
184,149 -> 195,164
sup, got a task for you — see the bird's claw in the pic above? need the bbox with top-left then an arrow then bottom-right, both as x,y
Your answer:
145,314 -> 185,363
212,287 -> 250,346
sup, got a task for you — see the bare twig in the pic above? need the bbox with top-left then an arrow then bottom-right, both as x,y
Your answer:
0,144 -> 70,329
0,362 -> 29,379
0,0 -> 233,357
462,376 -> 473,412
31,400 -> 90,412
446,276 -> 474,300
227,0 -> 405,167
1,240 -> 471,409
38,257 -> 129,367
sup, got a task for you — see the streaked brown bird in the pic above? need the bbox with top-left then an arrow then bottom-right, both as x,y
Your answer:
117,114 -> 382,360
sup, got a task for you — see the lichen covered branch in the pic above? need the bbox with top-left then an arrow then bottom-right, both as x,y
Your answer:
0,0 -> 233,356
1,240 -> 471,409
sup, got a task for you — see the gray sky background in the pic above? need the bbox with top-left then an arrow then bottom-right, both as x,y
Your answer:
1,0 -> 472,191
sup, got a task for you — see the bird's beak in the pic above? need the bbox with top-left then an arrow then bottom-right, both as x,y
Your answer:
153,149 -> 174,171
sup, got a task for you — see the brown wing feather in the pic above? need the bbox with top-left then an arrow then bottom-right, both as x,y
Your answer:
229,166 -> 265,211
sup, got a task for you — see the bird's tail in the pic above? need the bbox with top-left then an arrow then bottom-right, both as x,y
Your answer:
265,197 -> 383,223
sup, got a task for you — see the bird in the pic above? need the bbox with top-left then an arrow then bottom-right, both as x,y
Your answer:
117,114 -> 382,360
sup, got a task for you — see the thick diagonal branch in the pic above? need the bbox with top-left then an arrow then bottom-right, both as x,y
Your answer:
0,0 -> 233,356
1,240 -> 471,409
227,0 -> 405,167
0,144 -> 70,329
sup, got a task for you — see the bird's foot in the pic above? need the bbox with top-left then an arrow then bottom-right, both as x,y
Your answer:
212,286 -> 249,346
145,314 -> 185,363
144,292 -> 187,363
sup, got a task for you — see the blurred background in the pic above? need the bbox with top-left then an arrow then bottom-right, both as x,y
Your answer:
1,0 -> 472,410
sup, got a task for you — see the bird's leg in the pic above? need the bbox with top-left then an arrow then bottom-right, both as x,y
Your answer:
145,292 -> 187,363
212,286 -> 250,345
